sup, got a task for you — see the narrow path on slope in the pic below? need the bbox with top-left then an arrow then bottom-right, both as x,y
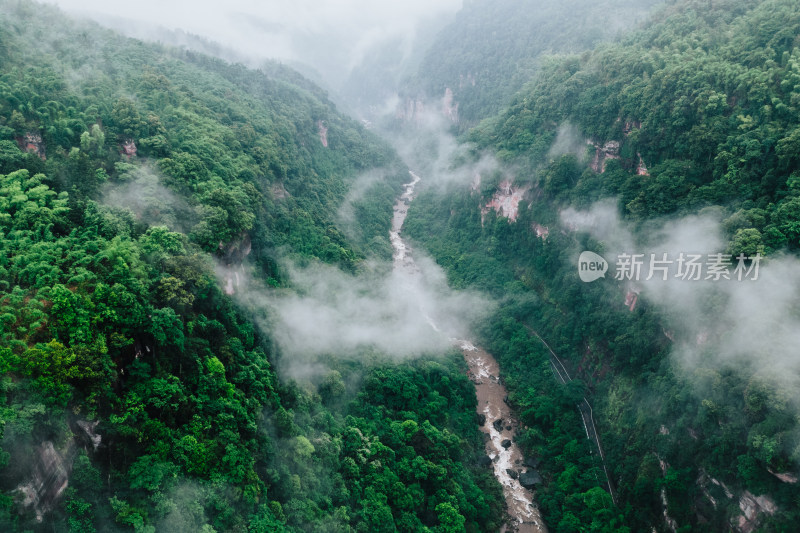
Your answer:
392,170 -> 546,533
526,329 -> 617,506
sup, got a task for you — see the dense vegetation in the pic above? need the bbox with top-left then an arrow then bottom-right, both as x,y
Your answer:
0,1 -> 504,531
4,0 -> 800,530
474,0 -> 800,243
406,0 -> 800,530
409,0 -> 662,129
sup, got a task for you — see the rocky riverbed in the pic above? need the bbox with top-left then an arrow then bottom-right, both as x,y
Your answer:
391,170 -> 546,533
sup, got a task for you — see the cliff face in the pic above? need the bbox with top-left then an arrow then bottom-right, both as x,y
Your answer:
395,87 -> 461,125
395,96 -> 426,124
482,179 -> 528,222
218,232 -> 252,295
442,87 -> 459,124
19,132 -> 45,160
14,419 -> 104,522
588,140 -> 619,173
736,491 -> 777,533
624,289 -> 639,311
636,153 -> 649,176
120,138 -> 137,157
317,120 -> 329,147
15,442 -> 70,522
458,72 -> 476,89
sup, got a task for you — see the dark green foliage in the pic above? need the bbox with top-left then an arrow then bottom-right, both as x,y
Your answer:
0,2 -> 501,531
472,0 -> 800,233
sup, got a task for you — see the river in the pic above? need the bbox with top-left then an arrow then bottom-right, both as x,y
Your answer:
391,170 -> 547,533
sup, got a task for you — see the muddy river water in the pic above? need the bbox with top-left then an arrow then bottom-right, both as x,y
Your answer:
391,171 -> 546,533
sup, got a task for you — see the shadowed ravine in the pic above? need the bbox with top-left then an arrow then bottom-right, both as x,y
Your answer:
392,171 -> 546,533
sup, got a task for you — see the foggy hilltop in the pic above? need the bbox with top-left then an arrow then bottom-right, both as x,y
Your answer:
1,0 -> 800,531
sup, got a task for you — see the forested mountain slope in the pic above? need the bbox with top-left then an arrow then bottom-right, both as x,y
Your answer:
405,0 -> 800,530
0,1 -> 504,531
408,0 -> 662,129
475,0 -> 800,233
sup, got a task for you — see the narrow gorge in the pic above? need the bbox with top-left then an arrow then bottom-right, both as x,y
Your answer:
390,170 -> 546,533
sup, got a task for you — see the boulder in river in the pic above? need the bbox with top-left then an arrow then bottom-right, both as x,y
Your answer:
506,468 -> 519,480
476,413 -> 486,426
520,470 -> 543,488
492,419 -> 504,432
478,455 -> 493,468
501,439 -> 512,449
523,456 -> 541,469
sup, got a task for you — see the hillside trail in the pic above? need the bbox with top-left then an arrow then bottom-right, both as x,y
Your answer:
391,170 -> 546,533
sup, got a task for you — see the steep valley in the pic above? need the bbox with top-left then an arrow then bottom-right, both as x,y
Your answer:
2,0 -> 800,531
390,169 -> 546,532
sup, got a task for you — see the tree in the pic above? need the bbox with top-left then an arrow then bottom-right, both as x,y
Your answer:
773,197 -> 800,245
80,124 -> 105,155
0,140 -> 25,174
434,502 -> 466,533
249,504 -> 287,532
110,97 -> 146,140
728,228 -> 764,256
319,370 -> 346,404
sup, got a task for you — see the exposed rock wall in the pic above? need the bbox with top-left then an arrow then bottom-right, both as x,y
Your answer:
19,132 -> 46,160
317,120 -> 328,147
13,416 -> 106,522
636,152 -> 649,176
532,223 -> 549,239
483,179 -> 528,222
768,469 -> 798,484
120,138 -> 137,157
218,232 -> 252,295
271,182 -> 290,200
442,87 -> 459,124
396,97 -> 426,124
15,442 -> 69,522
588,140 -> 620,173
458,72 -> 476,88
624,289 -> 639,311
395,87 -> 461,125
736,491 -> 776,533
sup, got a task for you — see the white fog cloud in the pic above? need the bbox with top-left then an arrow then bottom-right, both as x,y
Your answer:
46,0 -> 462,89
224,254 -> 493,380
562,202 -> 800,415
548,122 -> 590,163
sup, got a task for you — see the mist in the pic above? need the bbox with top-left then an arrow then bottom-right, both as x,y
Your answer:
221,252 -> 492,380
53,0 -> 499,382
101,162 -> 191,231
548,122 -> 590,163
336,168 -> 395,240
562,202 -> 800,424
376,99 -> 512,195
47,0 -> 461,96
